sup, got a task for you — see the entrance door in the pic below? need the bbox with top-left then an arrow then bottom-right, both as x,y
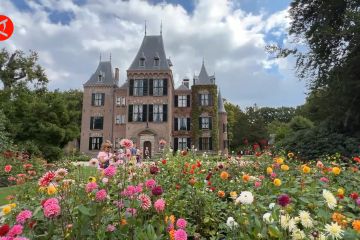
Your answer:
143,141 -> 151,159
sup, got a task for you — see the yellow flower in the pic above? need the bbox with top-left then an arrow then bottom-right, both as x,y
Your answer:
276,158 -> 284,164
266,167 -> 273,174
337,188 -> 344,195
38,187 -> 46,193
287,152 -> 294,158
273,178 -> 282,186
2,205 -> 11,215
47,184 -> 57,195
302,165 -> 311,174
230,191 -> 237,200
10,203 -> 16,208
281,164 -> 289,171
332,167 -> 341,175
88,177 -> 97,182
220,171 -> 229,180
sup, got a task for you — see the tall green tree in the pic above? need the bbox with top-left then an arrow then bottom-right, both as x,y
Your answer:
0,48 -> 48,91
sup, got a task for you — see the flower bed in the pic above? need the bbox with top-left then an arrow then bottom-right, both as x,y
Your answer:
1,150 -> 360,239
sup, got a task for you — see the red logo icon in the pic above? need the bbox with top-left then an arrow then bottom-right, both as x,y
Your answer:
0,15 -> 14,41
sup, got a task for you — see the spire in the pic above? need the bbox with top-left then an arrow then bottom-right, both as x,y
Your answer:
99,53 -> 102,62
218,90 -> 226,113
145,20 -> 147,36
109,52 -> 111,62
160,20 -> 162,35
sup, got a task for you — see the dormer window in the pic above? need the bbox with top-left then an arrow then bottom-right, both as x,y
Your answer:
139,57 -> 145,67
98,71 -> 105,82
154,57 -> 159,67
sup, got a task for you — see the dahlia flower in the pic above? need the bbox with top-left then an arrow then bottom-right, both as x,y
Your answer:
103,165 -> 117,177
154,198 -> 166,213
325,222 -> 344,239
176,218 -> 187,229
323,189 -> 337,209
299,210 -> 313,228
235,191 -> 254,205
7,225 -> 23,237
16,210 -> 32,225
95,189 -> 107,202
138,193 -> 151,210
226,217 -> 239,229
174,229 -> 187,240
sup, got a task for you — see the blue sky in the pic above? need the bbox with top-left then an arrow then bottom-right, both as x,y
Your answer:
2,0 -> 305,108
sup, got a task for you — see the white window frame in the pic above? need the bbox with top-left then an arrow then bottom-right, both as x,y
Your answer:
134,80 -> 144,96
178,117 -> 187,131
94,93 -> 103,106
178,137 -> 187,150
91,137 -> 102,150
98,71 -> 105,82
201,117 -> 210,129
178,95 -> 187,107
153,104 -> 163,122
133,105 -> 143,122
200,94 -> 209,106
115,115 -> 125,124
153,79 -> 163,96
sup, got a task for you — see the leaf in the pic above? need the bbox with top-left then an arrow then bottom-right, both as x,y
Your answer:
268,225 -> 281,238
77,205 -> 95,216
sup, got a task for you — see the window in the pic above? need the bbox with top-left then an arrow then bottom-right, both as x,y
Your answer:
98,71 -> 104,82
92,93 -> 104,106
153,104 -> 163,122
178,117 -> 187,130
153,79 -> 163,96
134,80 -> 144,96
200,94 -> 209,106
89,137 -> 102,150
90,116 -> 103,130
199,137 -> 212,151
154,58 -> 159,66
201,117 -> 210,129
116,97 -> 126,106
133,105 -> 143,122
139,58 -> 145,67
178,95 -> 187,107
116,115 -> 125,124
178,138 -> 187,150
223,123 -> 227,133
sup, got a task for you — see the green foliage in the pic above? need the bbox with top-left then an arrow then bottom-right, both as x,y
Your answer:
277,124 -> 360,160
0,109 -> 12,151
288,116 -> 314,132
267,120 -> 292,142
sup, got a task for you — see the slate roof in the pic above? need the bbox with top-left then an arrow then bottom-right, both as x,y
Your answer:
129,35 -> 171,71
194,61 -> 215,85
84,61 -> 116,86
176,84 -> 190,91
218,90 -> 226,113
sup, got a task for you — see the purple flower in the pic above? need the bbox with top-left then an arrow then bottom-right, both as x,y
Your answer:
152,186 -> 163,196
356,198 -> 360,206
277,194 -> 291,207
150,166 -> 159,175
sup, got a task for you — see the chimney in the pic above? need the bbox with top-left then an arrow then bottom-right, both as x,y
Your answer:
183,78 -> 189,88
115,68 -> 119,82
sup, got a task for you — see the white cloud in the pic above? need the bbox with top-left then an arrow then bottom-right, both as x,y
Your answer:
0,0 -> 306,107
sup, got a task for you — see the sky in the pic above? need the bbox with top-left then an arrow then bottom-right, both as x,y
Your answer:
0,0 -> 306,108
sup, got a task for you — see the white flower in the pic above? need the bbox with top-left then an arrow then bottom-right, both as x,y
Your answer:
309,233 -> 327,240
299,210 -> 313,228
288,217 -> 299,232
291,229 -> 306,240
263,212 -> 274,224
89,158 -> 99,167
322,189 -> 337,209
102,177 -> 109,184
325,222 -> 344,239
280,214 -> 291,229
226,217 -> 239,229
269,203 -> 275,209
235,191 -> 254,205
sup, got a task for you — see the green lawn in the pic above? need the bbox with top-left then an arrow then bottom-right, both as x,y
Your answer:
0,185 -> 19,206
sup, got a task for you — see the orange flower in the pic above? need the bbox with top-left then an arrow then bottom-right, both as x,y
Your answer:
189,178 -> 196,186
169,229 -> 175,240
332,167 -> 341,175
120,219 -> 127,225
220,171 -> 229,180
352,220 -> 360,233
332,212 -> 347,227
242,174 -> 250,182
266,167 -> 273,174
218,190 -> 225,198
275,157 -> 284,164
302,165 -> 311,174
169,215 -> 175,224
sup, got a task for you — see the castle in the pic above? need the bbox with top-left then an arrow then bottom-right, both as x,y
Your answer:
80,34 -> 228,157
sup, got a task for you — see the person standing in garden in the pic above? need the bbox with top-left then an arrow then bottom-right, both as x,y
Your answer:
97,141 -> 113,169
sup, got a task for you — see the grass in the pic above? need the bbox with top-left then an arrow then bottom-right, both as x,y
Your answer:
0,185 -> 20,206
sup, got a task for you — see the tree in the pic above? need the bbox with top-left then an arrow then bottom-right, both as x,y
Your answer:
0,109 -> 12,151
0,48 -> 48,91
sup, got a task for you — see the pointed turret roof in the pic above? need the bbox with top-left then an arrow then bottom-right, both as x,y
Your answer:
194,60 -> 215,85
129,35 -> 170,71
218,90 -> 226,113
176,84 -> 190,91
84,61 -> 116,86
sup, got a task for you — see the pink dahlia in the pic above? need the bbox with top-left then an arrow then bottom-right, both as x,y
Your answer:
120,139 -> 133,149
145,179 -> 156,189
103,165 -> 117,177
44,203 -> 61,218
174,229 -> 187,240
106,224 -> 116,232
7,225 -> 23,237
38,171 -> 56,187
121,185 -> 137,198
254,181 -> 261,188
126,208 -> 137,217
320,177 -> 329,183
152,186 -> 163,196
277,194 -> 291,207
138,193 -> 151,210
16,210 -> 32,225
55,168 -> 68,178
176,218 -> 187,229
356,198 -> 360,206
95,189 -> 107,202
4,165 -> 12,173
154,198 -> 165,213
85,182 -> 98,193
